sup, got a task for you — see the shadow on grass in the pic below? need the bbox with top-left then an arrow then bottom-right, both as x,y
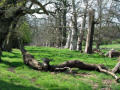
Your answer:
0,80 -> 41,90
2,53 -> 22,58
27,49 -> 53,54
1,60 -> 24,67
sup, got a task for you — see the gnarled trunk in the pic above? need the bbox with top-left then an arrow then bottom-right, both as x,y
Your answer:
0,16 -> 20,61
0,18 -> 12,61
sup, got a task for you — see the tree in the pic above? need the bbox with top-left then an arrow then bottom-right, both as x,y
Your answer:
85,9 -> 95,54
0,0 -> 49,61
1,1 -> 120,82
64,27 -> 72,49
77,0 -> 88,51
69,0 -> 78,50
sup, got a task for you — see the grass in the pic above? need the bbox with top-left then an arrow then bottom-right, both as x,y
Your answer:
0,44 -> 120,90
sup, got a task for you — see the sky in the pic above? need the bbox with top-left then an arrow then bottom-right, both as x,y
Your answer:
29,0 -> 119,24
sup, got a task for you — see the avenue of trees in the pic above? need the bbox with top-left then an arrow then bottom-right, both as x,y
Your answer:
0,0 -> 120,82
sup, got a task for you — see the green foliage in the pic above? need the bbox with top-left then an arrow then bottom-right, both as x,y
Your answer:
18,21 -> 31,44
112,39 -> 120,44
0,0 -> 5,6
0,44 -> 120,89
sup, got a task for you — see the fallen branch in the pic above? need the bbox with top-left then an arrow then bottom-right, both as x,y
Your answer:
112,57 -> 120,73
97,65 -> 120,82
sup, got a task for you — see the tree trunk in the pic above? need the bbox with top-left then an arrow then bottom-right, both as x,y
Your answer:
77,15 -> 86,51
62,0 -> 67,46
0,48 -> 2,62
77,3 -> 87,52
0,15 -> 21,62
69,22 -> 78,50
0,18 -> 13,61
65,29 -> 72,49
70,0 -> 78,50
96,42 -> 100,49
96,0 -> 102,50
85,9 -> 95,54
56,11 -> 62,47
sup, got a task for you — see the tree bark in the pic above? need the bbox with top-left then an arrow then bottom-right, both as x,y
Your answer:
96,0 -> 102,49
70,0 -> 78,50
62,0 -> 67,46
85,9 -> 95,54
65,29 -> 72,49
96,42 -> 100,49
112,61 -> 120,73
0,48 -> 2,62
77,3 -> 87,52
98,65 -> 120,82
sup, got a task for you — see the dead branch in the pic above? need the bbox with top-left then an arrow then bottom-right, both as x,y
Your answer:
112,57 -> 120,73
97,65 -> 120,82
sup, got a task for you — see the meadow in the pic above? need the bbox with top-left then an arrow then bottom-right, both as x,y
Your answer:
0,44 -> 120,90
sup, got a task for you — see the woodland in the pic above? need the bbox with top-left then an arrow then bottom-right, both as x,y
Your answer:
0,0 -> 120,89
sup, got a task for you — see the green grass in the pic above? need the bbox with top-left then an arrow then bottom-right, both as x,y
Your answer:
100,44 -> 120,50
0,44 -> 120,90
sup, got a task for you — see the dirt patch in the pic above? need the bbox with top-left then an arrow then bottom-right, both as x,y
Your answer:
8,67 -> 16,73
101,87 -> 112,90
31,77 -> 36,82
103,79 -> 113,85
101,79 -> 117,90
75,72 -> 94,77
92,83 -> 99,90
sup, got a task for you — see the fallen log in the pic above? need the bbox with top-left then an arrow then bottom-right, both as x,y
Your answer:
112,57 -> 120,73
105,49 -> 120,58
20,48 -> 120,82
21,47 -> 107,71
50,60 -> 107,72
